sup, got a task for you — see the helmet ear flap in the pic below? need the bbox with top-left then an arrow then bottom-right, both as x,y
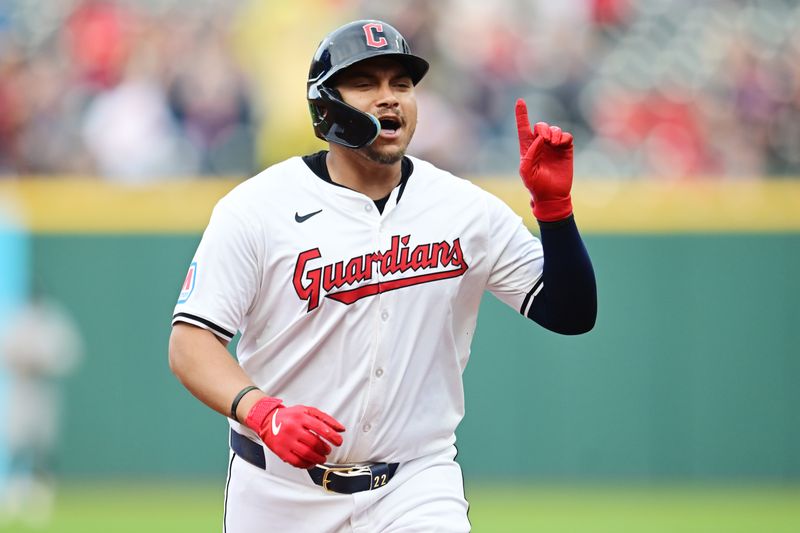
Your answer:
309,86 -> 381,149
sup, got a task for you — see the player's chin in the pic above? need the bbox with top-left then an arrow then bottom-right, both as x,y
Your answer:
363,141 -> 408,165
367,128 -> 416,162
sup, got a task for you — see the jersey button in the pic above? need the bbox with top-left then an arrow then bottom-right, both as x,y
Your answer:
364,203 -> 373,212
375,368 -> 384,378
362,423 -> 372,432
381,310 -> 389,321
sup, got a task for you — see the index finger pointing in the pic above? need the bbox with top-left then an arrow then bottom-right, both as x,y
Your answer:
515,98 -> 531,131
515,98 -> 534,157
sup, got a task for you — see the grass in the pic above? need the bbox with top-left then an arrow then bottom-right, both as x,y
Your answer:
465,484 -> 800,533
0,482 -> 798,532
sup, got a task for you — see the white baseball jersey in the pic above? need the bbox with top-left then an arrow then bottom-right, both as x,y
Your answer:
172,155 -> 543,464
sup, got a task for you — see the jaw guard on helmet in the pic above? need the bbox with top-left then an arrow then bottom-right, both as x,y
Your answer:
307,20 -> 429,149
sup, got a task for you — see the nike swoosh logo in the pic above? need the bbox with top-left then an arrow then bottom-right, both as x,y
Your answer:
295,209 -> 323,223
271,411 -> 282,436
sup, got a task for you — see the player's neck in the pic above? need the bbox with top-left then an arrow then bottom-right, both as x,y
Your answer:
326,147 -> 402,200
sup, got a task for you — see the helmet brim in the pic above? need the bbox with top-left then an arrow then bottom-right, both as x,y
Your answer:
310,51 -> 429,96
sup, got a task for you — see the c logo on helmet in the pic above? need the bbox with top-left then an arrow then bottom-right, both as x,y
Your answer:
363,23 -> 388,48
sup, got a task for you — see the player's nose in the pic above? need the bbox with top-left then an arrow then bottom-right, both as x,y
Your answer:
374,81 -> 400,107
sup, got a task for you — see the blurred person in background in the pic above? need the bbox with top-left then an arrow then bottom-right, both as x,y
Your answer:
0,34 -> 94,176
75,0 -> 197,181
166,12 -> 258,177
80,39 -> 200,181
0,289 -> 83,528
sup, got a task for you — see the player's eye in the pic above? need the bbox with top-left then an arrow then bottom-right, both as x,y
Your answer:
348,77 -> 373,87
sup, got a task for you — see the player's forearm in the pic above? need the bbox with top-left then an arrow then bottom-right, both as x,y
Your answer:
168,323 -> 266,421
527,215 -> 597,334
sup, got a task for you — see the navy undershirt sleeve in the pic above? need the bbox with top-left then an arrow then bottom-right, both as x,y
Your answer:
525,215 -> 597,335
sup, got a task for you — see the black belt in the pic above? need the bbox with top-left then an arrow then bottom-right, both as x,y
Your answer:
230,429 -> 399,494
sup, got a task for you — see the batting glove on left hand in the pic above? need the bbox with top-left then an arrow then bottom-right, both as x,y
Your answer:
515,98 -> 574,222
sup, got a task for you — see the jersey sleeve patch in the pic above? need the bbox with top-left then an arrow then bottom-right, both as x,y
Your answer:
172,312 -> 235,342
178,262 -> 197,304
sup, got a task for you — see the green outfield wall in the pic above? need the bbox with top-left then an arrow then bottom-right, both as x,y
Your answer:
30,232 -> 799,481
3,179 -> 798,481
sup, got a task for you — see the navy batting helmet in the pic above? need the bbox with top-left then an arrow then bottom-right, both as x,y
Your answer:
307,20 -> 429,149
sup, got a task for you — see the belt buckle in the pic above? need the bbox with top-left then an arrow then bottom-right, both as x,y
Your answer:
321,466 -> 356,494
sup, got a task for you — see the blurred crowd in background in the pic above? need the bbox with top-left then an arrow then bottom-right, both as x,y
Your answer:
0,0 -> 799,182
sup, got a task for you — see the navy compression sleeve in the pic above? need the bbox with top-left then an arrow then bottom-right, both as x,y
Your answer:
523,215 -> 597,335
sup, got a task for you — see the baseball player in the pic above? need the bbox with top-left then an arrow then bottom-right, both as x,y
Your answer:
169,20 -> 596,532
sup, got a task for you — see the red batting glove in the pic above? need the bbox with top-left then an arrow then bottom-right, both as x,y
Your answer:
515,98 -> 574,222
244,397 -> 346,469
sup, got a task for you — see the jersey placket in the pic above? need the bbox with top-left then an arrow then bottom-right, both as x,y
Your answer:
349,189 -> 400,460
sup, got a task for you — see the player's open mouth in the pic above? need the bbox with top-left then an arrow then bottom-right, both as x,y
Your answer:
378,117 -> 402,138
